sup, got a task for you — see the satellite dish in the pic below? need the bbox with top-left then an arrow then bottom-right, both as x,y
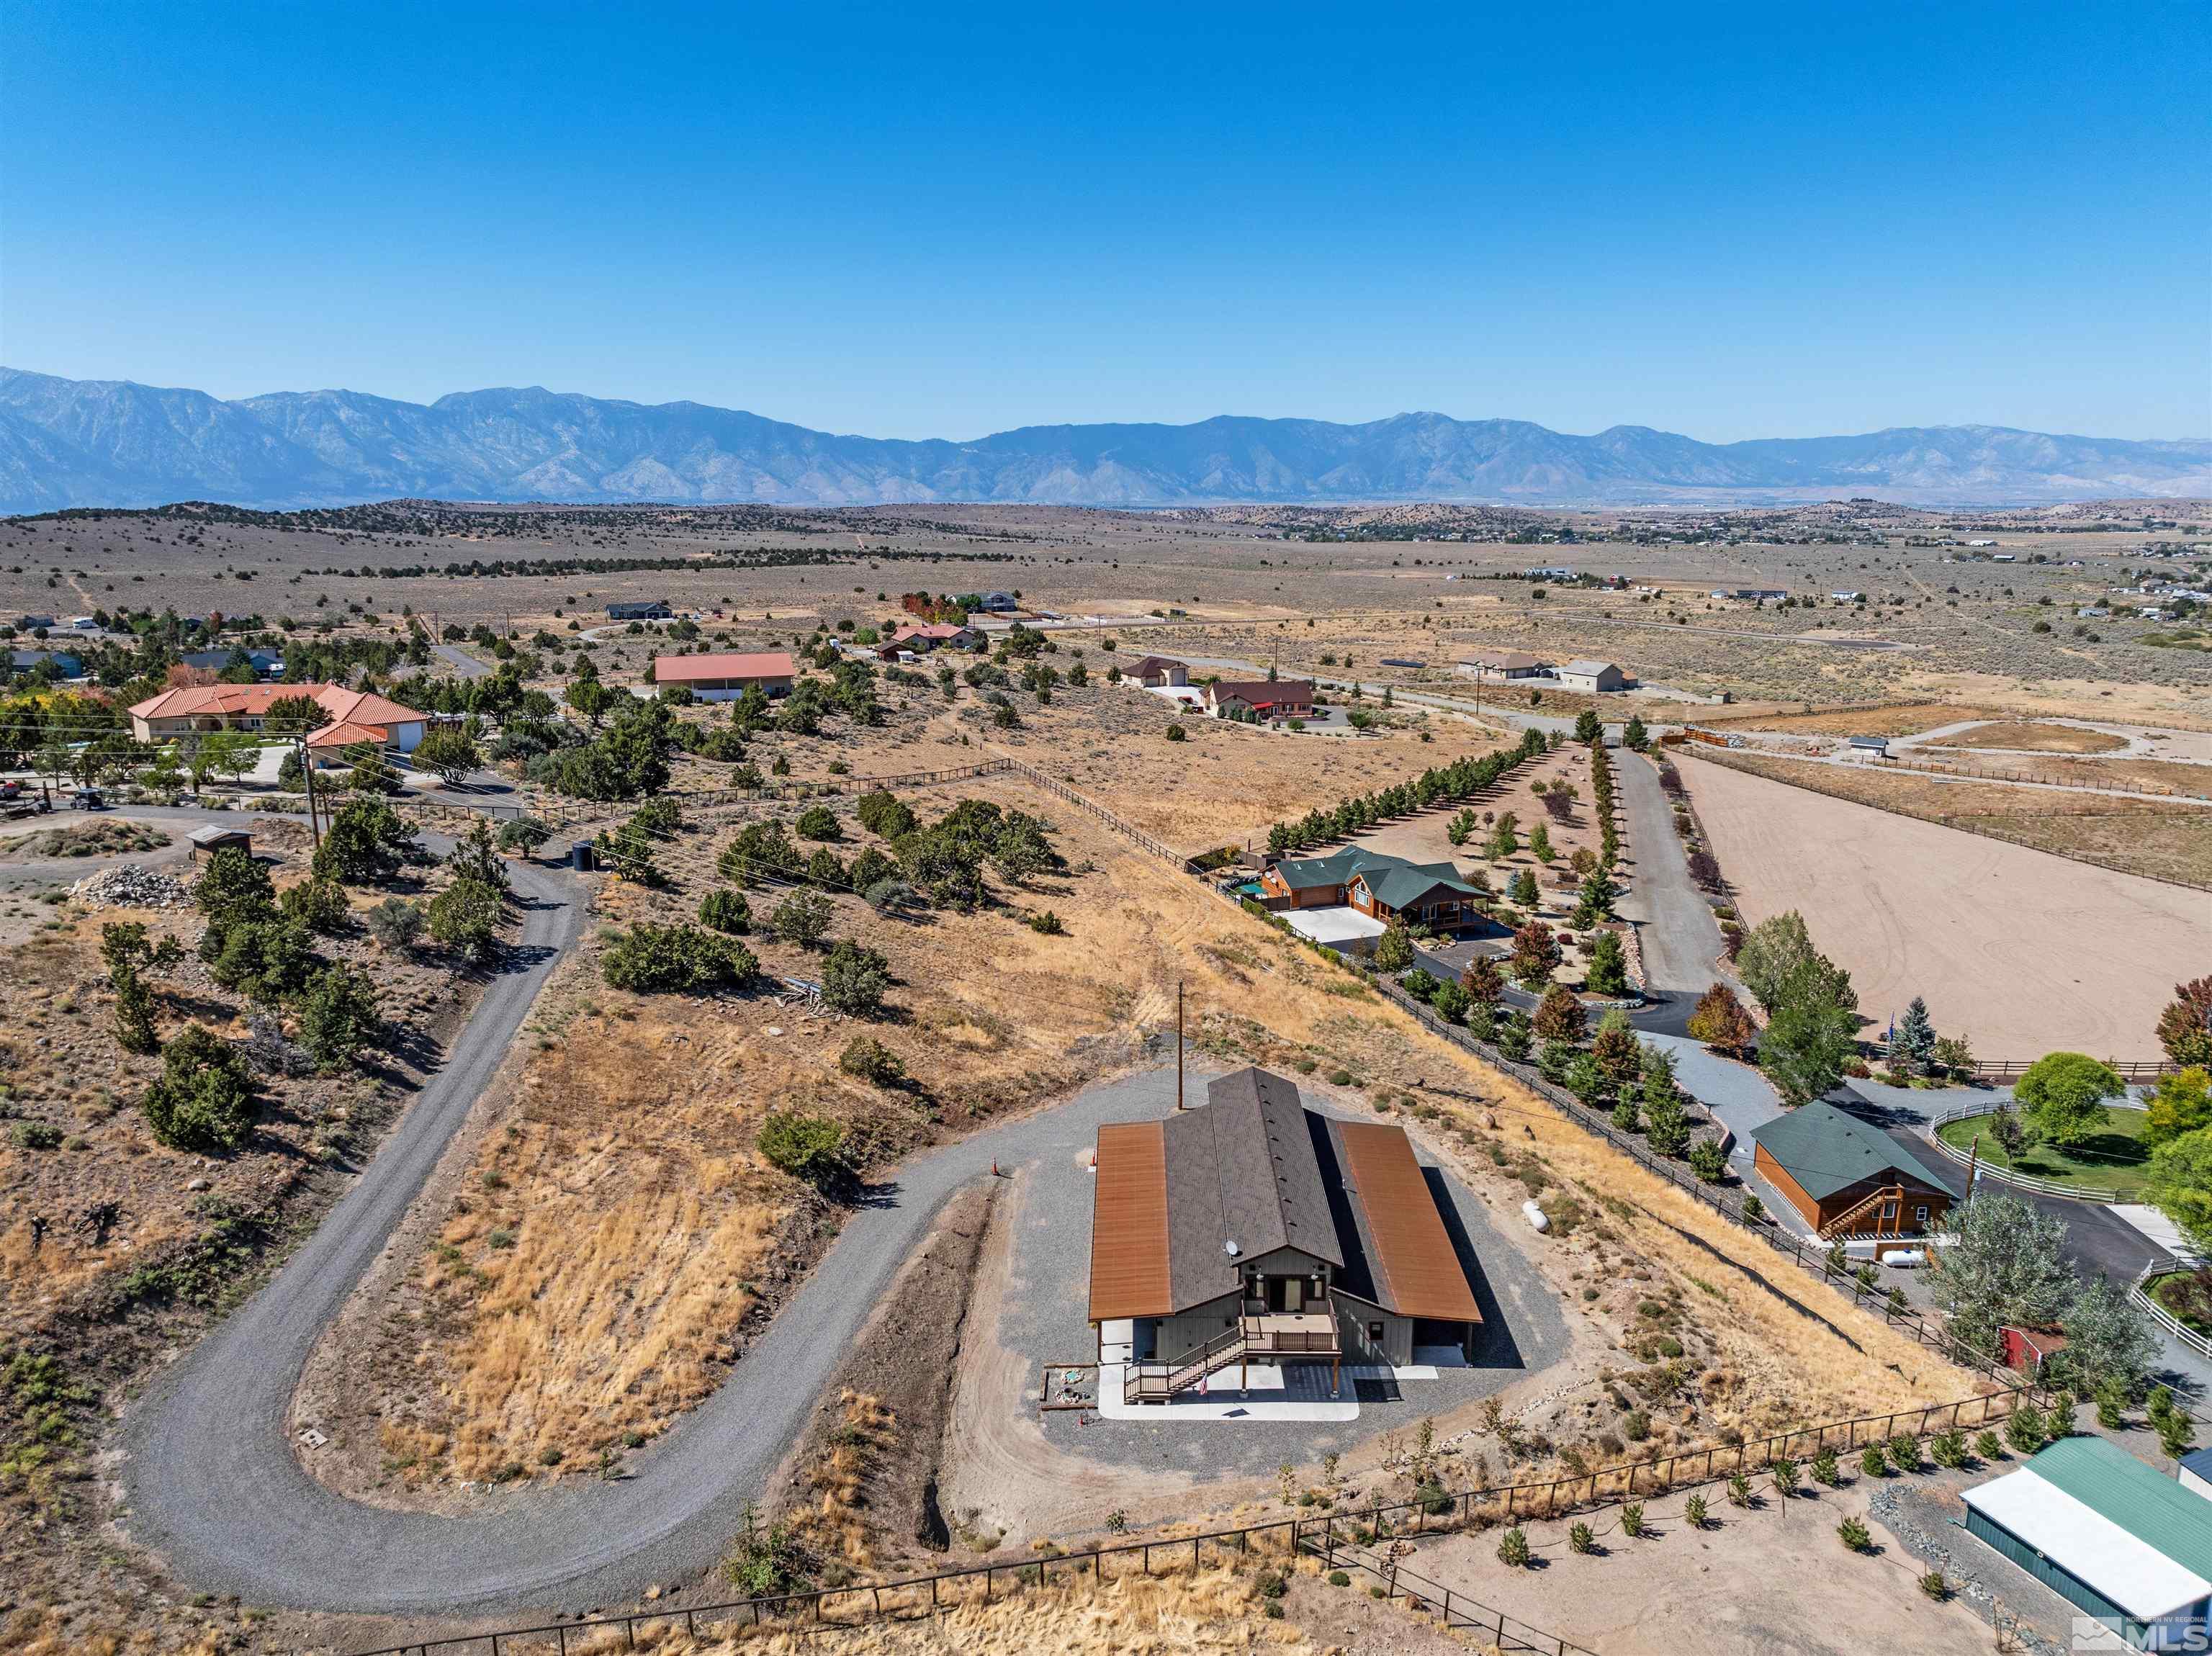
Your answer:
1224,1239 -> 1241,1258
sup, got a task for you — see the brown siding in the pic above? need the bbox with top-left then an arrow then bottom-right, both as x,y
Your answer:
1334,1122 -> 1482,1322
1754,1145 -> 1951,1236
1089,1122 -> 1171,1320
1816,1176 -> 1951,1237
1753,1142 -> 1823,1230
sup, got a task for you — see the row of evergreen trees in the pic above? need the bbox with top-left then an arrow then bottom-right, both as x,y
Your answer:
1265,726 -> 1550,856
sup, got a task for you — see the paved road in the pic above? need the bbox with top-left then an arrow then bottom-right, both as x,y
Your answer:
433,642 -> 493,680
1613,747 -> 1734,1032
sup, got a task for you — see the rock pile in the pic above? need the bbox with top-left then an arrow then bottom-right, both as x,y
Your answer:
71,863 -> 192,910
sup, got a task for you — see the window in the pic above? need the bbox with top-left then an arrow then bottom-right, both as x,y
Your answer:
1914,1205 -> 1929,1225
1367,1322 -> 1384,1344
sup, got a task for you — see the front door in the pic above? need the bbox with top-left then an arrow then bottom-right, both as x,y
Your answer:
1269,1277 -> 1304,1313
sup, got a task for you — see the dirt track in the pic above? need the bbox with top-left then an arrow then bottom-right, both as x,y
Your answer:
1680,757 -> 2206,1060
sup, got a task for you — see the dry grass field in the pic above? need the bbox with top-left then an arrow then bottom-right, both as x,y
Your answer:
1929,752 -> 2212,798
1679,752 -> 2206,1057
1923,719 -> 2130,753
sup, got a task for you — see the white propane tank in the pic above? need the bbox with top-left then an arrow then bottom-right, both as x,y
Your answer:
1886,1250 -> 1927,1269
1522,1200 -> 1550,1233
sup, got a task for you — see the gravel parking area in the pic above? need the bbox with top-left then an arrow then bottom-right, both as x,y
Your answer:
997,1066 -> 1573,1480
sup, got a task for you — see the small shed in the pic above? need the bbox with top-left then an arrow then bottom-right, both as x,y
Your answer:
1848,735 -> 1890,756
186,824 -> 253,862
1997,1325 -> 2067,1375
2180,1447 -> 2212,1503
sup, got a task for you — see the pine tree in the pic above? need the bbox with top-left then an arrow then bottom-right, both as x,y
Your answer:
1894,996 -> 1936,1073
112,960 -> 158,1055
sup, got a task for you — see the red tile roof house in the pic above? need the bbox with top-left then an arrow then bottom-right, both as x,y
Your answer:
650,650 -> 798,701
1203,678 -> 1315,719
128,684 -> 431,753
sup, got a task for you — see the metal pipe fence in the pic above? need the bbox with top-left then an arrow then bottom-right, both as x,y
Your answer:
1678,744 -> 2212,893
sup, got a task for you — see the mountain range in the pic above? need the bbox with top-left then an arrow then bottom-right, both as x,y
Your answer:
2,367 -> 2205,513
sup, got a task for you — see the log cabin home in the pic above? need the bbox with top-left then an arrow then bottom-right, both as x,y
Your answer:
1749,1101 -> 1953,1241
1259,847 -> 1491,934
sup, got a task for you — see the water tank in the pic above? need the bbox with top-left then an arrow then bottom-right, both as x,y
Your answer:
570,840 -> 596,872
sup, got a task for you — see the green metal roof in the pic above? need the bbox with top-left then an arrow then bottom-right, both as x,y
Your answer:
2031,1436 -> 2212,1581
1273,849 -> 1366,891
1746,1100 -> 1945,1202
1356,858 -> 1484,909
1274,848 -> 1483,906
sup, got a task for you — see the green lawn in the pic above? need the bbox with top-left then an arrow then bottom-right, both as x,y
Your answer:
1934,1106 -> 2154,1198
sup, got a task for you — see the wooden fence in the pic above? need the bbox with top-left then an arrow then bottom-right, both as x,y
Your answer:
348,1376 -> 2031,1656
348,738 -> 2051,1656
998,756 -> 1183,863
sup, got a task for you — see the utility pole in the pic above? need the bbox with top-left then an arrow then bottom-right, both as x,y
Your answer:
1176,981 -> 1185,1111
295,735 -> 322,847
1964,1138 -> 1979,1205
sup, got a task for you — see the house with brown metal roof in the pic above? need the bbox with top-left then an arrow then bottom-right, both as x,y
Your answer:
649,650 -> 797,701
1088,1066 -> 1481,1402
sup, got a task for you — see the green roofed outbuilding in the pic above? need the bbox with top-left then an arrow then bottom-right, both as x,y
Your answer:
1964,1435 -> 2212,1649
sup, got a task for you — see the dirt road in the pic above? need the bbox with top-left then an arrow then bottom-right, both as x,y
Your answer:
1681,757 -> 2203,1059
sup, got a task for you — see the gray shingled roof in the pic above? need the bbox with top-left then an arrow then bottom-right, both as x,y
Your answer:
1161,1067 -> 1342,1311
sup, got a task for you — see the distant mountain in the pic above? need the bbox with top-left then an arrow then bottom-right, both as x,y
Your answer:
1,369 -> 2205,512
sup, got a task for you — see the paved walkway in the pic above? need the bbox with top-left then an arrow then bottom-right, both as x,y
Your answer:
1635,1032 -> 1784,1163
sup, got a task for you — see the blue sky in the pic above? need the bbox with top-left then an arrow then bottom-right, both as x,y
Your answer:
5,1 -> 2205,441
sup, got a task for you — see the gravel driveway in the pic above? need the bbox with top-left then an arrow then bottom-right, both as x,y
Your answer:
1613,749 -> 1732,1034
